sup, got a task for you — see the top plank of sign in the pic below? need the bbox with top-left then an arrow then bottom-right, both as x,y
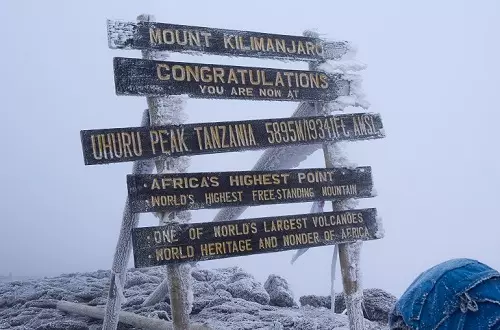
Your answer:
107,20 -> 354,62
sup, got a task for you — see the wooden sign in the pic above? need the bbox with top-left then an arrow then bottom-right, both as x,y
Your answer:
131,208 -> 382,267
113,57 -> 350,102
127,167 -> 374,213
80,113 -> 385,165
107,20 -> 351,62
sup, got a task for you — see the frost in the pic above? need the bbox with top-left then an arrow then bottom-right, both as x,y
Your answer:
324,73 -> 370,113
378,127 -> 386,138
148,96 -> 189,126
0,266 -> 391,329
182,264 -> 195,315
323,143 -> 356,168
323,41 -> 358,61
345,241 -> 363,283
317,61 -> 367,75
317,60 -> 370,113
107,19 -> 136,49
375,215 -> 385,239
264,275 -> 296,307
303,30 -> 357,61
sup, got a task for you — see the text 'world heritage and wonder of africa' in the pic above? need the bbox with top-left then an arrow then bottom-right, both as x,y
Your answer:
131,208 -> 382,267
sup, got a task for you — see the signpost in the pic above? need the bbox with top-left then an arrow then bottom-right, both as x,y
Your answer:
132,208 -> 381,267
107,20 -> 352,62
76,15 -> 387,330
126,167 -> 374,213
113,57 -> 350,101
81,112 -> 384,165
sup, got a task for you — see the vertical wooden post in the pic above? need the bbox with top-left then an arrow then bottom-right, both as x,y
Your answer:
138,14 -> 192,330
305,30 -> 365,330
102,109 -> 155,330
323,143 -> 365,329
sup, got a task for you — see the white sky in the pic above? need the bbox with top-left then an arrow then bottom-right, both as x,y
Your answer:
1,0 -> 499,299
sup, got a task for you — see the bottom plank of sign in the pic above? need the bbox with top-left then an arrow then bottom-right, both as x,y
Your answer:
132,209 -> 383,268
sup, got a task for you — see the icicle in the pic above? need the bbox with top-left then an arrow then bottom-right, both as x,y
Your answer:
330,244 -> 338,313
290,201 -> 325,264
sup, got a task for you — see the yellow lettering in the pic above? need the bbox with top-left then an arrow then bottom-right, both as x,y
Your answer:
156,64 -> 170,80
149,28 -> 163,44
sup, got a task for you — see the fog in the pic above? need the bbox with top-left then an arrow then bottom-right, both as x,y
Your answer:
1,0 -> 499,299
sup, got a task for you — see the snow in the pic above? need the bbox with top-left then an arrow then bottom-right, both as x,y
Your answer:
375,216 -> 386,239
318,61 -> 367,74
315,61 -> 370,112
0,266 -> 392,329
323,41 -> 358,61
112,271 -> 127,304
303,30 -> 357,62
106,19 -> 135,49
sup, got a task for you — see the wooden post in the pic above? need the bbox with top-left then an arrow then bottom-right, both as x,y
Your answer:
305,30 -> 365,330
102,109 -> 155,330
323,142 -> 365,329
138,14 -> 192,330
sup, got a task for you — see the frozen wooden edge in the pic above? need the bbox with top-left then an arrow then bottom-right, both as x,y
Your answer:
57,301 -> 211,330
106,19 -> 356,61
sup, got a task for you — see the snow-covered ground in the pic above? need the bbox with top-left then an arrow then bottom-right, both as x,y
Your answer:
0,266 -> 395,330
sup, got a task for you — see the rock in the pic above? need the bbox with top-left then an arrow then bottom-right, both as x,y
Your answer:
264,275 -> 296,307
0,294 -> 15,308
87,297 -> 107,306
324,288 -> 397,324
124,271 -> 162,289
193,281 -> 214,296
0,266 -> 391,330
293,317 -> 318,330
333,294 -> 345,313
269,321 -> 284,330
299,295 -> 330,309
362,288 -> 397,324
9,314 -> 33,326
226,271 -> 270,305
35,320 -> 89,330
192,269 -> 214,282
74,290 -> 100,303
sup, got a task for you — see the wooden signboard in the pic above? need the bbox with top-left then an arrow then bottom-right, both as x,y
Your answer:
107,20 -> 351,62
127,167 -> 374,213
131,208 -> 382,267
80,113 -> 385,165
113,57 -> 350,101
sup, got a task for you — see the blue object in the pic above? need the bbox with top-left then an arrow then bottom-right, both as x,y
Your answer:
388,258 -> 500,329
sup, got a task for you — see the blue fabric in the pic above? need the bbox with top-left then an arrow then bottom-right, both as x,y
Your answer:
389,258 -> 500,329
